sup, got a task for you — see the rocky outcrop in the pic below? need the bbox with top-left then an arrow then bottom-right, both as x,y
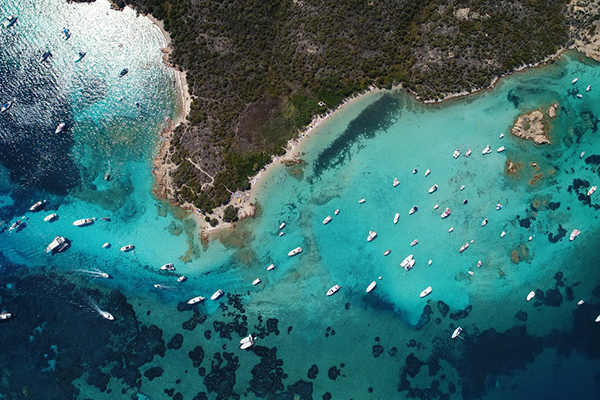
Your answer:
511,109 -> 551,145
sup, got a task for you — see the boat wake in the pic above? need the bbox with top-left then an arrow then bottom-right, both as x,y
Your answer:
85,295 -> 114,320
71,268 -> 111,279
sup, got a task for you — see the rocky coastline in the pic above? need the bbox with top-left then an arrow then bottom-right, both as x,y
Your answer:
510,104 -> 558,145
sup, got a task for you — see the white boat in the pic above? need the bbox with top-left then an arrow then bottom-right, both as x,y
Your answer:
383,250 -> 391,256
334,209 -> 340,215
240,334 -> 255,349
528,236 -> 533,241
459,242 -> 469,253
240,334 -> 254,345
279,222 -> 286,229
424,169 -> 431,176
120,244 -> 135,252
441,207 -> 451,219
359,198 -> 366,204
366,281 -> 377,292
501,231 -> 506,238
499,133 -> 505,139
570,229 -> 580,241
187,296 -> 205,305
468,271 -> 474,276
404,258 -> 416,271
0,311 -> 11,320
367,230 -> 377,242
323,215 -> 332,225
327,284 -> 341,296
453,149 -> 460,159
45,236 -> 66,253
288,247 -> 303,256
572,78 -> 578,84
9,219 -> 22,232
102,242 -> 110,249
527,291 -> 536,301
460,185 -> 465,191
410,239 -> 418,246
496,203 -> 502,210
428,260 -> 432,265
1,100 -> 13,113
428,184 -> 438,194
400,254 -> 414,269
596,315 -> 600,323
477,260 -> 482,268
73,218 -> 93,227
587,186 -> 597,196
452,327 -> 462,339
54,124 -> 66,135
279,231 -> 284,236
252,278 -> 261,286
74,51 -> 86,62
393,178 -> 400,187
497,146 -> 506,153
577,94 -> 583,99
393,213 -> 399,224
433,204 -> 439,210
29,200 -> 46,211
43,213 -> 57,222
420,286 -> 432,298
586,85 -> 591,92
578,300 -> 585,306
160,263 -> 175,271
153,284 -> 164,289
482,145 -> 492,155
267,263 -> 276,271
211,289 -> 224,300
409,206 -> 418,215
465,149 -> 472,157
177,276 -> 187,282
482,218 -> 488,227
412,168 -> 418,174
100,311 -> 114,320
448,227 -> 454,233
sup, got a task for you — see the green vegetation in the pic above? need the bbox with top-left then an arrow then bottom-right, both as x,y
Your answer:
116,0 -> 574,212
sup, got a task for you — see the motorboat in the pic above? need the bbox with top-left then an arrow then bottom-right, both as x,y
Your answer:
0,311 -> 11,320
1,100 -> 13,113
400,254 -> 414,269
465,149 -> 472,157
428,260 -> 432,266
288,247 -> 302,256
45,236 -> 66,253
452,327 -> 462,339
482,145 -> 492,155
587,186 -> 597,196
433,204 -> 439,210
528,236 -> 533,241
153,284 -> 164,289
410,239 -> 418,246
501,231 -> 506,238
62,27 -> 71,40
572,78 -> 578,84
425,169 -> 431,176
102,242 -> 110,248
482,218 -> 488,227
267,263 -> 276,271
420,286 -> 432,298
73,218 -> 93,227
409,206 -> 418,215
587,85 -> 592,92
448,227 -> 454,233
104,173 -> 111,181
428,184 -> 438,194
383,250 -> 391,256
334,209 -> 340,215
40,50 -> 52,62
497,146 -> 506,153
55,123 -> 65,134
211,289 -> 224,300
580,151 -> 586,159
326,285 -> 341,296
160,263 -> 175,271
404,259 -> 415,271
459,242 -> 469,253
279,222 -> 286,229
577,94 -> 583,99
366,281 -> 377,293
527,291 -> 536,301
100,311 -> 114,320
44,213 -> 57,222
394,213 -> 399,224
74,51 -> 86,62
496,203 -> 502,210
596,315 -> 600,323
323,215 -> 332,225
441,207 -> 451,218
29,200 -> 46,211
393,178 -> 400,187
477,260 -> 482,268
578,300 -> 584,306
187,296 -> 205,305
177,276 -> 187,282
359,198 -> 366,204
9,219 -> 22,232
5,16 -> 17,28
367,230 -> 377,242
252,278 -> 261,286
119,68 -> 129,78
570,229 -> 580,241
460,185 -> 465,191
499,133 -> 505,139
279,231 -> 284,236
120,244 -> 135,252
240,334 -> 255,349
412,168 -> 418,174
468,271 -> 474,276
453,149 -> 460,159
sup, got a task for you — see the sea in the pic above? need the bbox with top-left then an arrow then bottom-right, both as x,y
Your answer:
1,1 -> 600,399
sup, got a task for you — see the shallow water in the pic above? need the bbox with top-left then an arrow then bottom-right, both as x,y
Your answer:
1,1 -> 600,398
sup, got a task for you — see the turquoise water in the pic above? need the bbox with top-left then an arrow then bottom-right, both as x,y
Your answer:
1,0 -> 600,398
